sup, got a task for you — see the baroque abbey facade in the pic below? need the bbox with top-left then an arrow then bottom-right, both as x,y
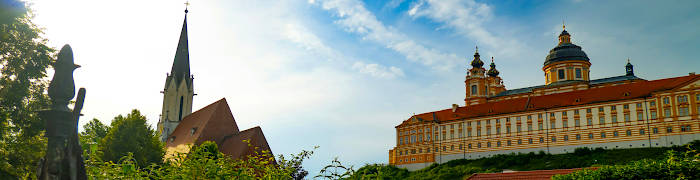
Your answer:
389,27 -> 700,170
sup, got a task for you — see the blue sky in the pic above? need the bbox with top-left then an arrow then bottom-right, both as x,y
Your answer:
30,0 -> 700,176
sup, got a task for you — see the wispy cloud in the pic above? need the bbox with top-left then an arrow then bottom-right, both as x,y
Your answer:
352,61 -> 404,79
408,0 -> 525,58
310,0 -> 460,70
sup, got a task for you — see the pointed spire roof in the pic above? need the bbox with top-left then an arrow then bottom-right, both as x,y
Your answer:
170,11 -> 191,87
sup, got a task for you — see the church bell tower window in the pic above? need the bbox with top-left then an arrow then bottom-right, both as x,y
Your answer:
179,96 -> 184,121
471,85 -> 478,95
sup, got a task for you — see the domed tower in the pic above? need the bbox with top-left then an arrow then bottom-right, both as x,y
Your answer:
543,25 -> 591,85
486,57 -> 506,96
465,47 -> 488,106
625,58 -> 634,76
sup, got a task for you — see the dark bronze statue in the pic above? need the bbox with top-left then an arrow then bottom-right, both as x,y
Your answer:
38,45 -> 87,180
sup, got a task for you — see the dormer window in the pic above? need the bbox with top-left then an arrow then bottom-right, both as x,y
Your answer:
190,127 -> 198,135
170,136 -> 176,143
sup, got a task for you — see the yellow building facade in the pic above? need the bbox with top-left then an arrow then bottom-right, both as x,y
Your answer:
389,27 -> 700,171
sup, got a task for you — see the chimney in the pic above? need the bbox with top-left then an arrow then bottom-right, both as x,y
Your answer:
452,104 -> 459,112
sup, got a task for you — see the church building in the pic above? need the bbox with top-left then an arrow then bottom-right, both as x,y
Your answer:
390,25 -> 700,171
157,8 -> 272,160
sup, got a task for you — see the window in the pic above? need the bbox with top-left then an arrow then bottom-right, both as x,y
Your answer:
399,138 -> 403,145
681,125 -> 692,132
599,107 -> 605,112
653,127 -> 659,134
636,103 -> 643,108
563,120 -> 568,128
487,128 -> 491,135
697,94 -> 700,101
538,113 -> 543,118
468,144 -> 472,149
507,126 -> 511,133
551,120 -> 556,128
678,95 -> 688,103
487,142 -> 491,147
552,136 -> 557,142
624,114 -> 630,122
601,132 -> 607,138
650,101 -> 656,106
626,130 -> 632,136
611,106 -> 617,111
664,108 -> 671,117
497,141 -> 501,147
637,113 -> 644,121
538,123 -> 543,130
507,140 -> 512,146
575,110 -> 579,115
471,85 -> 478,95
550,112 -> 555,117
651,111 -> 657,119
575,68 -> 582,78
679,107 -> 689,116
477,130 -> 481,136
467,130 -> 471,137
663,97 -> 670,104
624,104 -> 629,109
496,127 -> 501,134
588,133 -> 594,139
528,138 -> 533,144
527,124 -> 533,131
558,69 -> 565,79
539,137 -> 544,143
576,134 -> 581,140
586,108 -> 592,113
666,126 -> 673,133
599,117 -> 606,124
451,145 -> 454,150
411,135 -> 416,143
575,119 -> 580,127
564,135 -> 569,141
443,146 -> 447,151
427,134 -> 431,141
518,139 -> 523,145
613,131 -> 619,137
528,115 -> 532,120
612,115 -> 618,123
459,144 -> 463,150
587,118 -> 592,125
640,129 -> 645,135
517,126 -> 521,133
562,111 -> 567,116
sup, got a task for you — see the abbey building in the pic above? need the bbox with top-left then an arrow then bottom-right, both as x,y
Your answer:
389,26 -> 700,171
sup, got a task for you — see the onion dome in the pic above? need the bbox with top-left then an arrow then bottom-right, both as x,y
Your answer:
487,57 -> 499,77
471,46 -> 484,68
544,26 -> 589,66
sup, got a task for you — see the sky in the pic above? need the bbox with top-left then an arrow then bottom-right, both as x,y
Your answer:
28,0 -> 700,176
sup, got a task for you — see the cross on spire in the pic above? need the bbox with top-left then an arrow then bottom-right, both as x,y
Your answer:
184,1 -> 190,13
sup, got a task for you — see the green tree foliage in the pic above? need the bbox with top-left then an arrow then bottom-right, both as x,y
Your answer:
85,140 -> 316,179
316,157 -> 355,179
0,0 -> 55,178
554,141 -> 700,180
99,109 -> 164,168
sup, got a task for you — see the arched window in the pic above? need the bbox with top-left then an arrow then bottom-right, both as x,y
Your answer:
178,96 -> 184,121
471,85 -> 478,95
558,69 -> 565,80
484,86 -> 489,95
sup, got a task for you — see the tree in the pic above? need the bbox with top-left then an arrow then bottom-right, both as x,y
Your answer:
79,118 -> 110,147
99,109 -> 164,167
0,0 -> 55,178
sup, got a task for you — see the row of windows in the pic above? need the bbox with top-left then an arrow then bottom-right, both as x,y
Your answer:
397,124 -> 696,156
398,93 -> 700,145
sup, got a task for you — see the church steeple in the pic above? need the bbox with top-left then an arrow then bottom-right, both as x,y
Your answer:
487,57 -> 500,77
158,8 -> 195,142
170,10 -> 191,88
471,46 -> 484,68
626,58 -> 634,76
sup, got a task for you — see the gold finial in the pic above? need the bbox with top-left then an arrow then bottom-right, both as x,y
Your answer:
562,20 -> 566,30
475,46 -> 479,53
184,1 -> 190,13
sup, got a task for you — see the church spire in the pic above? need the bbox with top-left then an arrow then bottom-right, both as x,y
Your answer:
487,57 -> 500,77
470,46 -> 484,68
170,10 -> 190,87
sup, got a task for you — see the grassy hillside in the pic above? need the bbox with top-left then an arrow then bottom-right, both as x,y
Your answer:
348,141 -> 699,180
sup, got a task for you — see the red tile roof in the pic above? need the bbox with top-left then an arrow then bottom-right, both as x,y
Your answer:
166,98 -> 272,160
400,74 -> 699,127
467,168 -> 596,180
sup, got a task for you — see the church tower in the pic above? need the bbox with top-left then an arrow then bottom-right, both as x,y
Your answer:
158,8 -> 195,142
465,47 -> 487,106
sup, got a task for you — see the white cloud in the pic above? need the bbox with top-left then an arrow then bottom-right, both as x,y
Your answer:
310,0 -> 460,70
352,61 -> 404,79
408,0 -> 525,59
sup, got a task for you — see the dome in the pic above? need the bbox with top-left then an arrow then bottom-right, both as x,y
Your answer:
487,58 -> 499,77
544,30 -> 589,66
